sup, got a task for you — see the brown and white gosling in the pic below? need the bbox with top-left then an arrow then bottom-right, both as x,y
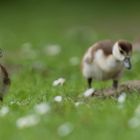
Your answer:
82,40 -> 132,89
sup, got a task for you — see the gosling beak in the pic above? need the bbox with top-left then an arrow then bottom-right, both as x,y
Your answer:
123,57 -> 131,69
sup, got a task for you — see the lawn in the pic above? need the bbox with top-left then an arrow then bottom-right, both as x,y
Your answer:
0,1 -> 140,140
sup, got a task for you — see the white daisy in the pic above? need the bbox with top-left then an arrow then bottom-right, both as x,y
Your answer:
75,101 -> 83,107
83,88 -> 95,97
34,103 -> 50,115
0,106 -> 9,117
54,96 -> 63,102
118,92 -> 126,104
53,78 -> 65,86
16,114 -> 40,129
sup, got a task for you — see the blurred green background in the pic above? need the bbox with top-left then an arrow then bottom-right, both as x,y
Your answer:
0,1 -> 140,140
0,0 -> 140,49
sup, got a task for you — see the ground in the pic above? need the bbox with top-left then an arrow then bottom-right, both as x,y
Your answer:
0,1 -> 140,140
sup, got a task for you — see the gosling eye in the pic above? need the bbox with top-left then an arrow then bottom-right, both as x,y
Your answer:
120,50 -> 124,54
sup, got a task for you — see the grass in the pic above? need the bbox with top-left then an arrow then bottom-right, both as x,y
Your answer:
0,1 -> 140,140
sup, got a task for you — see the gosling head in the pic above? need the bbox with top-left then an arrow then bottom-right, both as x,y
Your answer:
113,40 -> 132,69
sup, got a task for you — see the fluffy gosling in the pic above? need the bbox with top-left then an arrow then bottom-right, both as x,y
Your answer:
82,40 -> 132,89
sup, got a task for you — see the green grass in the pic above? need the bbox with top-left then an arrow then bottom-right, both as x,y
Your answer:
0,1 -> 140,140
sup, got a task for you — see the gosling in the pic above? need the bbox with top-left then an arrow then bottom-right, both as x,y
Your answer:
0,64 -> 10,101
82,40 -> 132,89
